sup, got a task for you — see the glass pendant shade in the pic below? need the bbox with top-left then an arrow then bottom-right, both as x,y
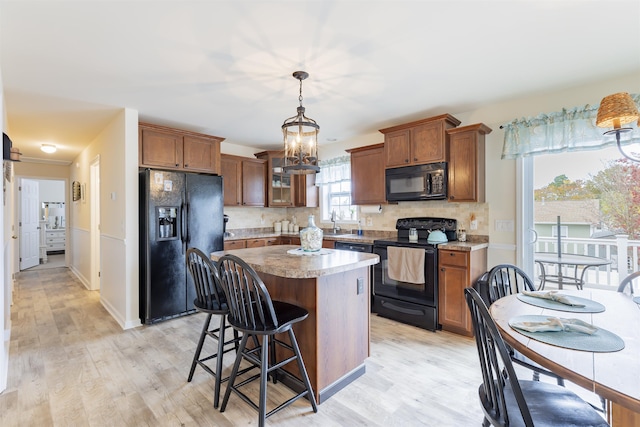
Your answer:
282,71 -> 320,174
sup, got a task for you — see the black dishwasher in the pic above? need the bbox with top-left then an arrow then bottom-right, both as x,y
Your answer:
334,241 -> 373,253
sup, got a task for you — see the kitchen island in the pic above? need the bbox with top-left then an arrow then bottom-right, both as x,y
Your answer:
211,245 -> 379,403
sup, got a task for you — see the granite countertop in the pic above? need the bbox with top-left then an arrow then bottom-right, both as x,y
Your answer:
211,245 -> 380,279
224,228 -> 488,251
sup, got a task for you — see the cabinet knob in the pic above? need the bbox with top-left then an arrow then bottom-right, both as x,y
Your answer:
184,164 -> 188,167
175,163 -> 179,167
440,267 -> 445,271
449,252 -> 455,256
405,159 -> 409,163
414,157 -> 418,161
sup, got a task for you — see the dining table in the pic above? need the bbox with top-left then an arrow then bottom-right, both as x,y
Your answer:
490,289 -> 640,427
534,252 -> 612,290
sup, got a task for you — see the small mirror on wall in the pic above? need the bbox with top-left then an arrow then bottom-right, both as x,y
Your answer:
72,181 -> 81,201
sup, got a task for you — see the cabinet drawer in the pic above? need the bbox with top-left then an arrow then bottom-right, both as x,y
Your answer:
46,237 -> 66,244
439,250 -> 468,268
223,240 -> 247,250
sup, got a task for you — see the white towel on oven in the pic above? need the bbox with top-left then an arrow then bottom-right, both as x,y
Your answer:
387,246 -> 425,284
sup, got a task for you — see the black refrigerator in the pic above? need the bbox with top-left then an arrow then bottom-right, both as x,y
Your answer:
139,169 -> 224,324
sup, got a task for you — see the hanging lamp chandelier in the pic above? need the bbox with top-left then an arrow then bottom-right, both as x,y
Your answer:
282,71 -> 320,174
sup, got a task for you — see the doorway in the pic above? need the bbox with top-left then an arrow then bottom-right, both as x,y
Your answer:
18,177 -> 67,271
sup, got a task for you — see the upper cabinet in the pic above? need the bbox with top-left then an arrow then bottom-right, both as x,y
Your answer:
254,150 -> 318,208
255,150 -> 295,207
379,114 -> 461,168
139,122 -> 224,174
294,174 -> 319,208
220,154 -> 266,207
346,143 -> 386,205
446,123 -> 492,203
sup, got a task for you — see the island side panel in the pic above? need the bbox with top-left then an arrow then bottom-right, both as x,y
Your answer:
260,266 -> 370,403
317,267 -> 370,395
259,273 -> 320,400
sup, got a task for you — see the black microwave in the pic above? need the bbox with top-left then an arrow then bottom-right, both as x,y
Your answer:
385,162 -> 447,201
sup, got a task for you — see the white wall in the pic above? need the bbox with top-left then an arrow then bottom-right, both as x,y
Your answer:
69,108 -> 140,329
1,64 -> 9,393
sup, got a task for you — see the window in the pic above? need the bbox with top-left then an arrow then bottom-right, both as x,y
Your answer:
317,156 -> 358,222
551,225 -> 568,238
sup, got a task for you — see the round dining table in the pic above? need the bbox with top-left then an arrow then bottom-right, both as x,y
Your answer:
534,252 -> 612,290
490,289 -> 640,427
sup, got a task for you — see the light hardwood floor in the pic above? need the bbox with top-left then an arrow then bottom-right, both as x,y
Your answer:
0,267 -> 486,426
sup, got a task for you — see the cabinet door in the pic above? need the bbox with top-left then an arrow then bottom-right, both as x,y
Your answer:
221,156 -> 242,206
412,121 -> 446,164
448,131 -> 479,202
183,136 -> 220,174
438,263 -> 471,335
242,160 -> 266,207
140,128 -> 183,169
350,144 -> 385,204
384,130 -> 411,167
294,174 -> 318,207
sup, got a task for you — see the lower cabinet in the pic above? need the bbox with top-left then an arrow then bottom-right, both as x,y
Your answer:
45,229 -> 66,253
438,248 -> 487,336
223,240 -> 247,250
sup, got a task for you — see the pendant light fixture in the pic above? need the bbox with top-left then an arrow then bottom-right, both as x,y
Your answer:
596,92 -> 640,162
282,71 -> 320,174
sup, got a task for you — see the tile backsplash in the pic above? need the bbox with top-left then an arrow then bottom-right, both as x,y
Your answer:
224,201 -> 489,237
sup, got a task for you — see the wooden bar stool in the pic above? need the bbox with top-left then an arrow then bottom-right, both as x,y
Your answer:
185,248 -> 241,408
217,254 -> 317,427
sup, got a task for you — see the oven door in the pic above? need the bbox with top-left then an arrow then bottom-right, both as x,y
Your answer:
372,243 -> 437,307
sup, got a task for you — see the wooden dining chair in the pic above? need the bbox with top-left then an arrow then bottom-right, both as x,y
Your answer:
217,254 -> 317,427
479,264 -> 565,386
464,287 -> 609,427
617,271 -> 640,305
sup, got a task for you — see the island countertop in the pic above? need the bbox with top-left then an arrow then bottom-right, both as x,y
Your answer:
211,245 -> 379,279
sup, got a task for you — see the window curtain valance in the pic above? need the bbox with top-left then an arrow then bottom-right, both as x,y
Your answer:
316,155 -> 350,184
501,93 -> 640,159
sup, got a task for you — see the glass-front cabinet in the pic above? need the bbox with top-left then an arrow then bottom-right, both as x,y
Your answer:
255,150 -> 294,207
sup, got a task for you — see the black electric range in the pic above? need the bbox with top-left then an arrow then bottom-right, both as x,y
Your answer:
372,217 -> 457,331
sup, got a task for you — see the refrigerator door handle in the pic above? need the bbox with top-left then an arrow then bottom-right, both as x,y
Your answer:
181,200 -> 187,253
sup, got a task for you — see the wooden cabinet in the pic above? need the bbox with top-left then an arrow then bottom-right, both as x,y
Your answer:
139,122 -> 224,174
220,154 -> 266,207
379,114 -> 460,168
438,248 -> 487,336
246,237 -> 279,248
45,229 -> 66,253
255,150 -> 295,207
223,240 -> 247,250
346,143 -> 386,205
279,236 -> 301,246
446,123 -> 492,203
294,174 -> 319,207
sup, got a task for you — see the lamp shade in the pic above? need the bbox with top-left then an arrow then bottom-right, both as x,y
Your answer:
596,92 -> 639,129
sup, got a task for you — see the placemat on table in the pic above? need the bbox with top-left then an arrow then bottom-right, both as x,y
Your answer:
508,315 -> 624,353
517,293 -> 605,313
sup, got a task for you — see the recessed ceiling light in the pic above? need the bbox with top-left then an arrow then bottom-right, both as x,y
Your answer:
41,144 -> 57,153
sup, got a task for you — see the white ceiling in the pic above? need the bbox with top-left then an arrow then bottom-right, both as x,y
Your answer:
2,0 -> 639,164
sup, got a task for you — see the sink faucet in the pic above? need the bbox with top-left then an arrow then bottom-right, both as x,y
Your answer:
331,211 -> 341,233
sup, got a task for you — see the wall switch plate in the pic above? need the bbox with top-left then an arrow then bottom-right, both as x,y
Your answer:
470,219 -> 478,230
357,277 -> 364,295
495,219 -> 515,232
